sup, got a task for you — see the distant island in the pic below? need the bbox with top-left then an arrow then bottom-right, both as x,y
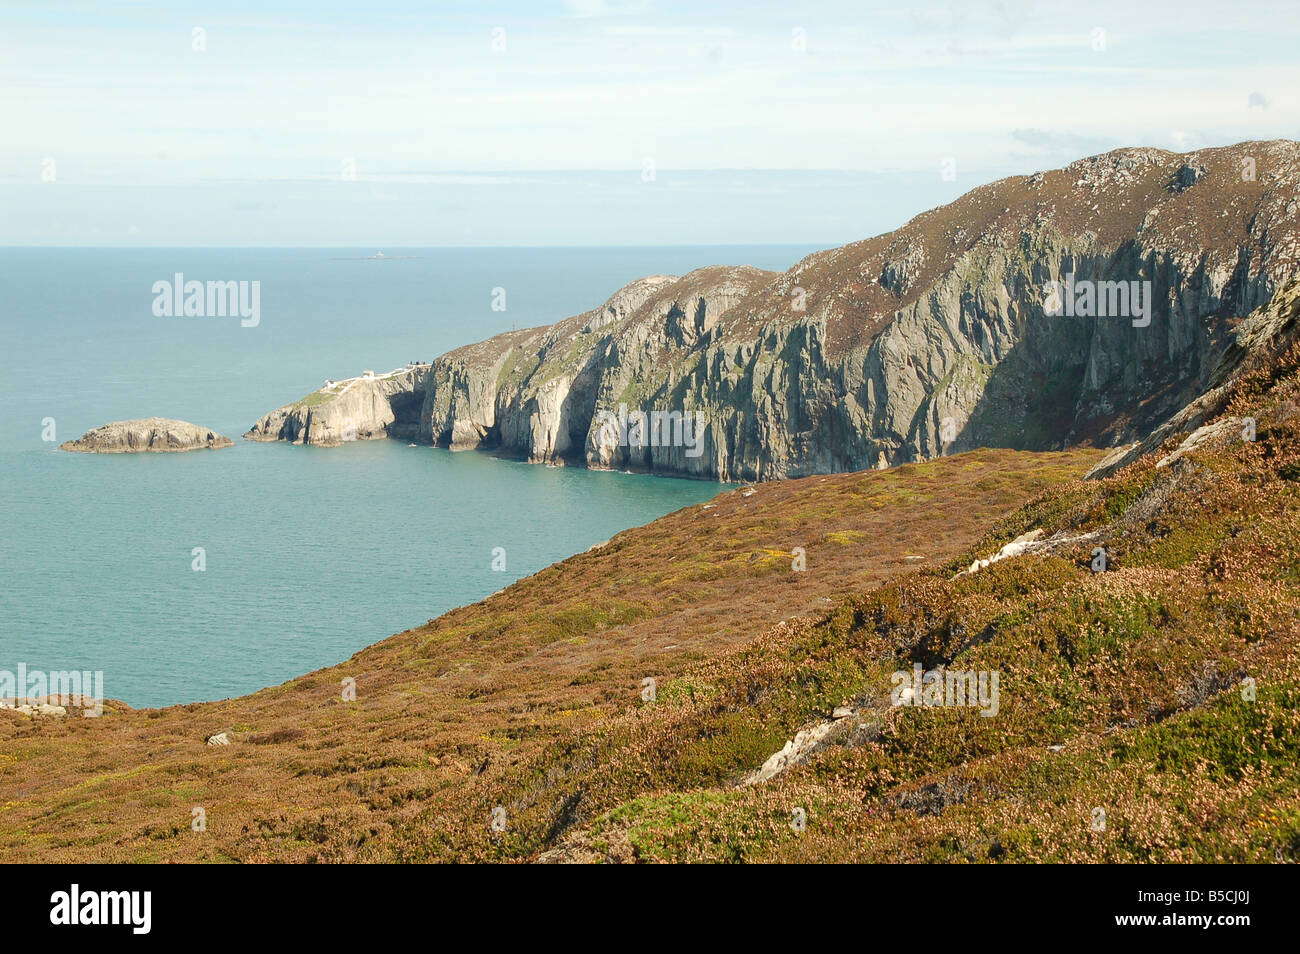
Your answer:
330,251 -> 422,261
60,418 -> 234,453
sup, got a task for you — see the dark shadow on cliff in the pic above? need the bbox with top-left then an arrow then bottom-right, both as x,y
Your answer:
954,250 -> 1249,455
387,391 -> 426,441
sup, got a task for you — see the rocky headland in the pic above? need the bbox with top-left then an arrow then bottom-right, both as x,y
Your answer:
248,140 -> 1300,482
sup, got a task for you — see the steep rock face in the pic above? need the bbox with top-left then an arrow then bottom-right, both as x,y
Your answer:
1084,276 -> 1300,479
246,366 -> 432,446
250,140 -> 1300,481
61,418 -> 233,453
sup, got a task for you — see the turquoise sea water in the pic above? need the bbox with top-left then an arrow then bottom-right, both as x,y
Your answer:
0,246 -> 813,707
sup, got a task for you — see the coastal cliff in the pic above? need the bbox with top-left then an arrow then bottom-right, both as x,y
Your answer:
246,366 -> 431,447
249,140 -> 1300,481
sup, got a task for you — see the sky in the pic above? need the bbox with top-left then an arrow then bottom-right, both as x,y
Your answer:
2,0 -> 1298,246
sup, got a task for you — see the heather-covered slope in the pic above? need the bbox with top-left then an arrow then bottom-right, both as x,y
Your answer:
250,140 -> 1300,482
0,447 -> 1096,862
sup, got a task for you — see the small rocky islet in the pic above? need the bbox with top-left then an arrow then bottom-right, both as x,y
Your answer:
59,418 -> 234,453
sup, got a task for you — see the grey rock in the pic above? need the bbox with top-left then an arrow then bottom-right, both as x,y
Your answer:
1169,162 -> 1208,192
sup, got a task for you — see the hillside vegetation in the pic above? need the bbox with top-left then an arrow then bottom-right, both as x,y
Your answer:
0,445 -> 1095,861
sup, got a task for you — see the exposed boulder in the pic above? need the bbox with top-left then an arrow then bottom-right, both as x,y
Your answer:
1169,162 -> 1208,192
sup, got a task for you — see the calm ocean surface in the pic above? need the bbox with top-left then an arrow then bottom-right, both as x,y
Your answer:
0,246 -> 814,707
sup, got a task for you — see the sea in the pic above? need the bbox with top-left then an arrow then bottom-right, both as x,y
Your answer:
0,246 -> 814,707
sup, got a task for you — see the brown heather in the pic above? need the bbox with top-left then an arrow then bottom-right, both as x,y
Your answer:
0,446 -> 1094,861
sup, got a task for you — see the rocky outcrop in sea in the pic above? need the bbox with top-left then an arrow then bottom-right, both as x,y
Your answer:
61,418 -> 234,453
